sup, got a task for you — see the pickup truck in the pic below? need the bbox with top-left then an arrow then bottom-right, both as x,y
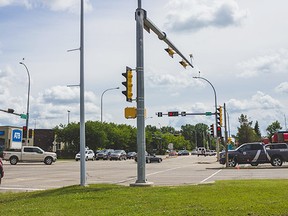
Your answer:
3,146 -> 57,165
219,142 -> 288,167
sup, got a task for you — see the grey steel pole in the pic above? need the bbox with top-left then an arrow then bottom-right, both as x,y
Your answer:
67,110 -> 70,125
19,61 -> 30,146
79,0 -> 86,186
101,87 -> 119,123
224,103 -> 229,167
193,76 -> 219,159
134,1 -> 149,185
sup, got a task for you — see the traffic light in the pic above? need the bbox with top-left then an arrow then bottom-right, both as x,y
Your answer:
210,124 -> 214,136
165,47 -> 175,58
216,106 -> 223,127
157,112 -> 163,117
179,59 -> 188,68
28,129 -> 33,138
22,126 -> 27,138
168,111 -> 179,117
122,66 -> 133,102
216,126 -> 222,138
7,108 -> 14,113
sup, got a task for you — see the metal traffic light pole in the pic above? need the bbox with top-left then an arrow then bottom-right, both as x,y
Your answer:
132,0 -> 194,186
131,1 -> 151,186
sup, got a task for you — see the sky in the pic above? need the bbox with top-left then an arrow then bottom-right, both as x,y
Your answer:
0,0 -> 288,137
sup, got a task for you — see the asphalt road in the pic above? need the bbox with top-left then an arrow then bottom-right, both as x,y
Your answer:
1,155 -> 288,192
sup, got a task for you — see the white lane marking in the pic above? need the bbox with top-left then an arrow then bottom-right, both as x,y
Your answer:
200,169 -> 222,183
0,187 -> 44,191
115,165 -> 192,184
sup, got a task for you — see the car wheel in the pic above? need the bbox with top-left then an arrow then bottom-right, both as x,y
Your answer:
271,156 -> 283,166
228,158 -> 237,167
10,156 -> 18,165
44,156 -> 53,165
158,158 -> 162,163
146,158 -> 150,163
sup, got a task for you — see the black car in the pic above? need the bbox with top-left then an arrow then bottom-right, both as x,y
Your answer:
126,151 -> 137,159
178,150 -> 190,156
135,152 -> 162,163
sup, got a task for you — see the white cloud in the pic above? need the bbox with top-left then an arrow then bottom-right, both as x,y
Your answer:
227,91 -> 281,112
164,0 -> 247,32
146,72 -> 196,89
0,0 -> 93,12
275,82 -> 288,94
237,49 -> 288,78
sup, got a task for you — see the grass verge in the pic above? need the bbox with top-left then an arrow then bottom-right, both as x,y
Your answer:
1,179 -> 288,216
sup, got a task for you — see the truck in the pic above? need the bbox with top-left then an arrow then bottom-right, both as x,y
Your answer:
219,142 -> 288,167
3,146 -> 57,165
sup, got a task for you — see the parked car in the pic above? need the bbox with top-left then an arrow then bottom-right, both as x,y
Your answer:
168,150 -> 178,156
191,149 -> 197,155
75,149 -> 95,161
126,151 -> 137,159
135,152 -> 162,163
109,150 -> 127,160
178,150 -> 190,156
95,149 -> 114,160
206,150 -> 216,156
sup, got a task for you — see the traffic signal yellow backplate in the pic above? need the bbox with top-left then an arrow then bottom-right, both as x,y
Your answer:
124,107 -> 137,119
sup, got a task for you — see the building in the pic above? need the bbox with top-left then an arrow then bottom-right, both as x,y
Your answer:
0,126 -> 56,156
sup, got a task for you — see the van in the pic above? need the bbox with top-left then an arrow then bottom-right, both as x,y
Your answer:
197,147 -> 206,156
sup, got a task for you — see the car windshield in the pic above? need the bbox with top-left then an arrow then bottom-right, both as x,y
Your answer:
113,150 -> 122,153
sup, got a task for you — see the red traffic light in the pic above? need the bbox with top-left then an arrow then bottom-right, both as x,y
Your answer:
168,111 -> 179,117
216,126 -> 222,137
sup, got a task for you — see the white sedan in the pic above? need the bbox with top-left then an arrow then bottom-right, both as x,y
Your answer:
75,150 -> 95,161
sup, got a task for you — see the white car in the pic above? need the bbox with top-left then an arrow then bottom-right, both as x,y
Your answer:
75,149 -> 95,161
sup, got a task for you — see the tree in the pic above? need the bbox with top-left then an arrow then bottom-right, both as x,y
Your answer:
254,121 -> 261,141
236,114 -> 257,144
266,121 -> 282,140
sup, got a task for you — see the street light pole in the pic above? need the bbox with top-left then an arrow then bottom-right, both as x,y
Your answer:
79,0 -> 86,187
101,87 -> 119,123
67,110 -> 70,125
193,75 -> 219,160
19,61 -> 31,146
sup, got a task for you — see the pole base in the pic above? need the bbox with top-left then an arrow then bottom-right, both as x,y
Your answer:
130,181 -> 154,187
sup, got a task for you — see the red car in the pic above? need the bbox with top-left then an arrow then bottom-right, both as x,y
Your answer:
0,158 -> 4,184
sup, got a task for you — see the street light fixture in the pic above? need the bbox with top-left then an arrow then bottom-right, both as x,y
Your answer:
193,75 -> 219,160
101,87 -> 119,122
19,61 -> 31,146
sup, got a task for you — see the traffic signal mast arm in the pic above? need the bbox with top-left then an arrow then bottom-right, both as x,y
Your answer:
0,108 -> 23,117
156,111 -> 215,117
143,14 -> 193,68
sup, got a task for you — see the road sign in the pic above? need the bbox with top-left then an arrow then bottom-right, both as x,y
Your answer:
20,114 -> 27,119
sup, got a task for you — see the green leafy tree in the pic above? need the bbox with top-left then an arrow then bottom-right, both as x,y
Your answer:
266,121 -> 282,140
254,121 -> 261,141
236,114 -> 257,144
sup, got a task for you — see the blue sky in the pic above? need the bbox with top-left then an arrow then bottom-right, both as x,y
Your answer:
0,0 -> 288,137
